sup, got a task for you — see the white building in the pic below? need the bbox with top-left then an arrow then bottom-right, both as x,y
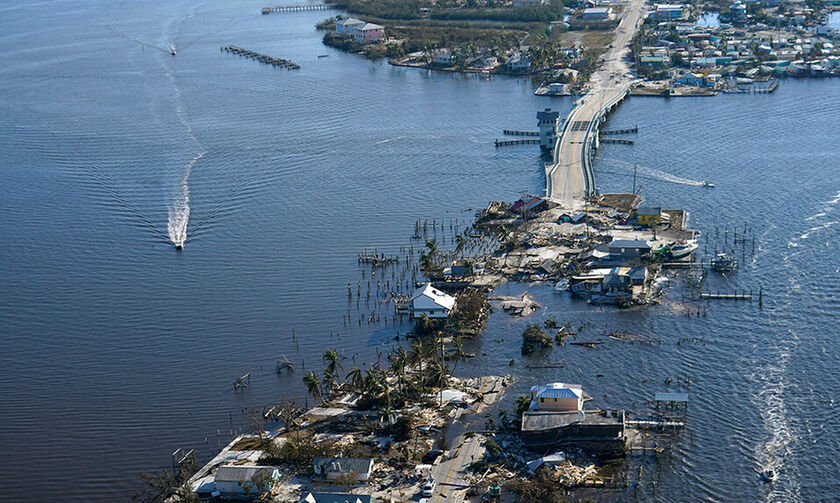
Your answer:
409,283 -> 455,319
335,17 -> 365,34
433,49 -> 454,66
536,108 -> 560,149
529,383 -> 584,411
214,465 -> 280,497
506,52 -> 531,72
313,457 -> 374,481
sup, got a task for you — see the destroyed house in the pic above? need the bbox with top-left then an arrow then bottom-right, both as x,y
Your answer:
608,240 -> 651,261
521,409 -> 626,454
313,456 -> 374,481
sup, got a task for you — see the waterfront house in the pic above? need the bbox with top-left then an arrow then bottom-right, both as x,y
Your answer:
580,7 -> 614,21
355,23 -> 384,45
409,283 -> 456,319
521,383 -> 625,453
506,52 -> 531,72
313,456 -> 374,481
335,18 -> 365,35
300,493 -> 375,503
608,240 -> 651,262
432,49 -> 454,66
214,465 -> 280,498
529,383 -> 584,411
521,409 -> 626,453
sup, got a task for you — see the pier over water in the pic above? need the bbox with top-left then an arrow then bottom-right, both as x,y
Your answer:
546,0 -> 646,206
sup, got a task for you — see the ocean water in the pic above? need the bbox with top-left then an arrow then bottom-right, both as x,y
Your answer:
1,1 -> 838,501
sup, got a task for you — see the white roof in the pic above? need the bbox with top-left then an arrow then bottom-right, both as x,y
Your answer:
215,465 -> 274,482
337,17 -> 365,26
410,283 -> 456,310
359,23 -> 383,31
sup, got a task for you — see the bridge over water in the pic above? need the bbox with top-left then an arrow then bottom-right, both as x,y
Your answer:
545,0 -> 647,206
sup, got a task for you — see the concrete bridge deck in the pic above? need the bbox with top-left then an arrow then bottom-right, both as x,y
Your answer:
546,0 -> 647,206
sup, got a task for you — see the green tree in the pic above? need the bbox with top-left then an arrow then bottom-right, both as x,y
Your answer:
303,371 -> 324,404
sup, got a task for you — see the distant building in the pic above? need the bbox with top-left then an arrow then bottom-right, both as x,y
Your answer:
300,493 -> 375,503
529,383 -> 584,411
335,18 -> 365,34
355,23 -> 385,44
640,55 -> 670,68
580,7 -> 614,20
654,4 -> 684,19
514,0 -> 549,6
433,49 -> 454,66
313,457 -> 374,481
506,52 -> 531,72
214,466 -> 280,498
409,283 -> 456,319
537,108 -> 560,150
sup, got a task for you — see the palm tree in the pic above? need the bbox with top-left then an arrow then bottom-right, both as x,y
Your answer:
454,234 -> 467,257
323,348 -> 343,377
409,340 -> 426,390
346,366 -> 364,394
424,239 -> 439,260
303,371 -> 324,404
322,367 -> 336,397
389,347 -> 408,395
417,313 -> 435,335
450,335 -> 466,373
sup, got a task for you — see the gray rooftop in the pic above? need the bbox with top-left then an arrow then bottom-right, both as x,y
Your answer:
215,465 -> 274,482
521,410 -> 623,432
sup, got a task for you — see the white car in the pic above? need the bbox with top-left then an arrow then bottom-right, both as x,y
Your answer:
422,478 -> 437,497
419,499 -> 430,503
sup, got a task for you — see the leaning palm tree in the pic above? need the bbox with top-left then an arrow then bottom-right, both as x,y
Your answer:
323,348 -> 342,377
425,238 -> 439,260
345,366 -> 364,394
409,340 -> 426,391
303,371 -> 324,404
418,313 -> 435,335
450,335 -> 466,374
454,234 -> 467,257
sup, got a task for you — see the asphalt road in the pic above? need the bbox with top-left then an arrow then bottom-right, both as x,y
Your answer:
547,0 -> 647,205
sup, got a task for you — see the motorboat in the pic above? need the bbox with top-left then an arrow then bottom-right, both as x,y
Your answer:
175,242 -> 184,251
760,468 -> 776,482
701,181 -> 715,188
169,46 -> 177,56
668,240 -> 698,259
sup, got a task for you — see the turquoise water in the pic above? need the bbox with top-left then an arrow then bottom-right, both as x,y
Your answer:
1,1 -> 839,501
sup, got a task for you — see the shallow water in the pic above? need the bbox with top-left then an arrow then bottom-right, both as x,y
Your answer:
1,1 -> 839,501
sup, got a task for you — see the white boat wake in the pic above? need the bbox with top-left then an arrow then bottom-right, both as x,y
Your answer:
598,158 -> 707,186
168,152 -> 203,249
